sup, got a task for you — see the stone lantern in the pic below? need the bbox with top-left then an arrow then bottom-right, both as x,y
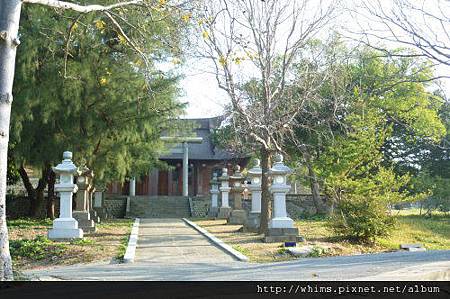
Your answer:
228,165 -> 247,225
208,172 -> 220,218
264,153 -> 299,242
48,151 -> 83,240
244,159 -> 262,231
73,166 -> 96,233
217,168 -> 232,219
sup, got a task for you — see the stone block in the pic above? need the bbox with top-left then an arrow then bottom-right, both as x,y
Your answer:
244,212 -> 260,232
208,206 -> 219,218
90,210 -> 101,223
264,227 -> 299,243
94,207 -> 109,220
227,209 -> 247,225
268,217 -> 294,229
217,207 -> 232,219
73,213 -> 96,234
287,246 -> 315,257
48,218 -> 83,240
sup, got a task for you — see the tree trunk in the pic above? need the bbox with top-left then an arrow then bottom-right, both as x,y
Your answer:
0,0 -> 22,281
31,165 -> 51,218
19,164 -> 35,202
258,147 -> 271,234
46,169 -> 56,219
19,164 -> 49,218
302,147 -> 329,215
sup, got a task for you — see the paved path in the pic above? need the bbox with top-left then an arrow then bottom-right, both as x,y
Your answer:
23,218 -> 450,281
134,218 -> 235,263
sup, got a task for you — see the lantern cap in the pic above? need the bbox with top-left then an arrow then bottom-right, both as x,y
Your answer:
218,168 -> 229,180
230,164 -> 243,180
210,172 -> 219,184
270,153 -> 291,175
78,165 -> 94,178
248,159 -> 262,176
53,151 -> 79,175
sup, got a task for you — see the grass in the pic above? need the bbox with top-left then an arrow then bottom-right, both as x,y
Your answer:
193,209 -> 449,263
378,209 -> 450,250
8,218 -> 133,271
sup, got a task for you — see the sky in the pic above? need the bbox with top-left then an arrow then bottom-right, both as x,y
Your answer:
177,0 -> 450,119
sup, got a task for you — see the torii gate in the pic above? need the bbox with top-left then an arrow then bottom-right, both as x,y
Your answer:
160,136 -> 203,196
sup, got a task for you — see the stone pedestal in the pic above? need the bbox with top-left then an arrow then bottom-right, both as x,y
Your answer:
228,209 -> 247,225
227,165 -> 247,225
208,173 -> 220,218
245,213 -> 261,232
218,207 -> 232,219
264,154 -> 299,243
73,166 -> 96,233
264,228 -> 300,243
73,211 -> 96,233
90,209 -> 100,223
93,191 -> 108,220
48,151 -> 83,240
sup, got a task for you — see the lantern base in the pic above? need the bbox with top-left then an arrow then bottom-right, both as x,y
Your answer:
268,216 -> 294,229
73,211 -> 96,233
244,212 -> 260,232
217,207 -> 232,219
227,209 -> 247,225
264,227 -> 299,243
90,210 -> 101,223
48,218 -> 83,240
208,206 -> 219,218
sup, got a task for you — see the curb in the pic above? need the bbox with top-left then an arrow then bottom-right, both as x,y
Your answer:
182,218 -> 249,262
123,218 -> 140,263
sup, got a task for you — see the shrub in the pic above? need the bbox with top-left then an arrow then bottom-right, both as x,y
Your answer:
330,198 -> 396,243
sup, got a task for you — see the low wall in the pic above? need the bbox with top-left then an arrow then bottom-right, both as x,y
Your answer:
191,197 -> 210,218
103,196 -> 128,218
6,194 -> 127,219
193,194 -> 325,219
6,195 -> 61,219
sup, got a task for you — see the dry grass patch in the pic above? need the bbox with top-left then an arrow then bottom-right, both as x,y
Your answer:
194,219 -> 294,263
8,218 -> 133,271
194,210 -> 448,263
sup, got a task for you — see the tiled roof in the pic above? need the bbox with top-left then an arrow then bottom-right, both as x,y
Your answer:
160,116 -> 248,161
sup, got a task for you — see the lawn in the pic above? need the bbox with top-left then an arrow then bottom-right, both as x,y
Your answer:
7,218 -> 133,274
194,209 -> 449,263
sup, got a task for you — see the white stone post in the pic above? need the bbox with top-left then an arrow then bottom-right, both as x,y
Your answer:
182,142 -> 189,196
265,154 -> 299,243
249,159 -> 262,213
48,151 -> 83,240
245,159 -> 262,231
208,172 -> 220,218
268,154 -> 293,228
217,168 -> 232,219
129,177 -> 136,196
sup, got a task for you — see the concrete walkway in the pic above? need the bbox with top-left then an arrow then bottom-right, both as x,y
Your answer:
134,218 -> 235,263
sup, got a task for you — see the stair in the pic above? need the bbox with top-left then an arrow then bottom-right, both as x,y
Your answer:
128,196 -> 191,218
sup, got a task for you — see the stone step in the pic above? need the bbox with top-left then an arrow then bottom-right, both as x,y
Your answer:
127,196 -> 191,218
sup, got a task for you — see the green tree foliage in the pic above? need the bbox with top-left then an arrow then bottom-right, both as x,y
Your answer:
310,46 -> 447,242
10,5 -> 186,216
